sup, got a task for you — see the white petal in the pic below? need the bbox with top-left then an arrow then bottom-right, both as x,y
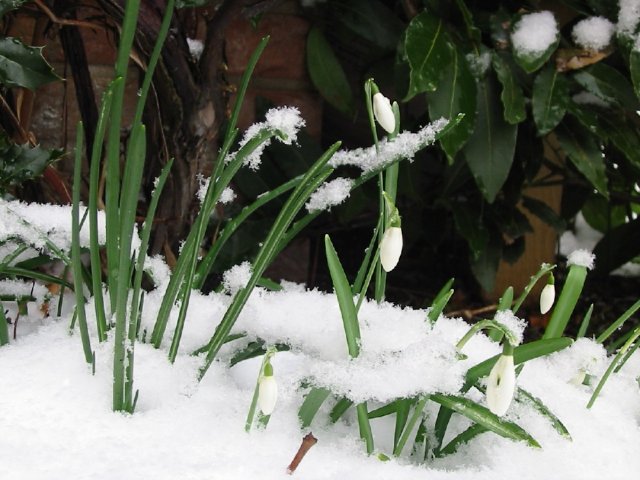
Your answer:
258,376 -> 278,415
539,283 -> 555,314
380,227 -> 403,272
486,355 -> 516,416
373,93 -> 396,134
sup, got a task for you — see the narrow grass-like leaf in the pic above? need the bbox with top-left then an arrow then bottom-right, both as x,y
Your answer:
543,264 -> 588,339
0,300 -> 8,346
330,397 -> 353,423
352,219 -> 382,295
596,299 -> 640,344
299,387 -> 331,428
577,304 -> 594,339
71,123 -> 93,365
428,278 -> 454,323
430,393 -> 540,448
516,387 -> 571,439
588,326 -> 640,408
438,423 -> 487,456
394,398 -> 413,451
393,396 -> 428,456
356,402 -> 375,454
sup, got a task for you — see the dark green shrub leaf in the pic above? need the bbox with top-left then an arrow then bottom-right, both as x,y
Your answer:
581,194 -> 627,233
332,0 -> 403,52
556,118 -> 608,198
403,11 -> 453,100
0,37 -> 60,90
630,49 -> 640,101
573,63 -> 639,110
307,27 -> 354,116
429,393 -> 541,448
593,217 -> 640,275
0,134 -> 62,193
492,53 -> 525,124
511,13 -> 559,73
0,0 -> 27,19
522,195 -> 567,233
463,75 -> 518,203
427,46 -> 477,160
470,232 -> 501,292
532,65 -> 569,135
176,0 -> 212,7
452,201 -> 488,259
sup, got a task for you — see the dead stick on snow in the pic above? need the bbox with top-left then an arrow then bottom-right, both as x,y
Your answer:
286,433 -> 318,475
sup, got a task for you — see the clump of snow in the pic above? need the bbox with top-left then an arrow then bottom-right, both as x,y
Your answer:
617,0 -> 640,36
329,118 -> 448,173
567,249 -> 596,270
305,177 -> 353,212
219,186 -> 236,205
186,38 -> 203,60
494,310 -> 526,346
465,51 -> 491,78
196,174 -> 208,205
222,261 -> 253,295
511,11 -> 558,55
572,16 -> 615,50
143,255 -> 171,288
228,107 -> 306,170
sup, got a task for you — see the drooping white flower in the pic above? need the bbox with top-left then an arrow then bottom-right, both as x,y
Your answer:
486,354 -> 516,416
257,363 -> 278,416
373,92 -> 396,134
539,283 -> 555,314
380,226 -> 403,272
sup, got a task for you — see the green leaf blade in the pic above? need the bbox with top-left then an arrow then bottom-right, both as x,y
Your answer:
532,66 -> 569,135
492,53 -> 526,124
0,37 -> 60,90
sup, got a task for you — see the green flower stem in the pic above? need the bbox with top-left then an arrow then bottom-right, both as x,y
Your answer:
357,402 -> 375,454
245,346 -> 276,432
352,218 -> 382,295
355,249 -> 380,313
71,123 -> 93,365
543,265 -> 587,339
456,319 -> 518,351
512,263 -> 555,312
196,142 -> 341,380
588,325 -> 640,408
595,299 -> 640,344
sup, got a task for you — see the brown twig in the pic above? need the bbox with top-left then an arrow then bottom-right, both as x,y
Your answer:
448,304 -> 498,321
286,433 -> 318,475
33,0 -> 100,30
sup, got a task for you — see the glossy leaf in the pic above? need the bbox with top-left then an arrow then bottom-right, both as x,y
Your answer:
0,0 -> 27,19
630,49 -> 640,101
492,53 -> 526,124
463,75 -> 518,203
0,37 -> 60,90
403,11 -> 453,100
516,388 -> 571,439
593,217 -> 640,275
556,119 -> 608,198
332,0 -> 403,52
428,46 -> 477,159
438,423 -> 487,456
573,64 -> 639,110
581,194 -> 626,233
532,65 -> 569,135
522,195 -> 566,233
0,135 -> 62,193
430,393 -> 541,448
307,27 -> 354,116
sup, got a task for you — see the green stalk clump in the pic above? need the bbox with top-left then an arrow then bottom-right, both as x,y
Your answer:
0,300 -> 9,346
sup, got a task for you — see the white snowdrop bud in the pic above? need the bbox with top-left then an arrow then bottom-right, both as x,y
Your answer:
380,226 -> 403,272
258,363 -> 278,416
539,283 -> 555,314
486,354 -> 516,416
373,92 -> 396,134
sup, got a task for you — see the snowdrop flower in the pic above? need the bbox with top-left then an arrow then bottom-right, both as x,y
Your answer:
373,92 -> 396,134
380,226 -> 403,272
539,275 -> 555,314
258,362 -> 278,415
486,350 -> 516,416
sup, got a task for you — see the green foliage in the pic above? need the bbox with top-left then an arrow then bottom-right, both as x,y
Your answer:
305,0 -> 640,287
0,37 -> 60,90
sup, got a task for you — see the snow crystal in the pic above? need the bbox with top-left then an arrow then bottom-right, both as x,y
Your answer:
143,255 -> 171,287
228,107 -> 306,170
494,310 -> 526,346
572,16 -> 615,50
465,51 -> 491,78
567,249 -> 596,270
617,0 -> 640,36
329,118 -> 448,173
219,186 -> 236,205
196,174 -> 208,205
305,177 -> 353,212
0,279 -> 48,301
511,11 -> 558,55
186,38 -> 203,60
222,261 -> 253,295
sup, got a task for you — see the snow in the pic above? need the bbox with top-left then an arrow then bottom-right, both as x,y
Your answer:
511,11 -> 558,55
305,177 -> 353,212
617,0 -> 640,36
567,249 -> 596,270
494,310 -> 526,346
228,107 -> 306,170
572,16 -> 615,51
329,119 -> 448,173
220,186 -> 237,205
465,51 -> 491,78
186,38 -> 204,60
222,261 -> 253,295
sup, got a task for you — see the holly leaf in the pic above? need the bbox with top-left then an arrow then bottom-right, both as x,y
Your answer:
0,37 -> 60,90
